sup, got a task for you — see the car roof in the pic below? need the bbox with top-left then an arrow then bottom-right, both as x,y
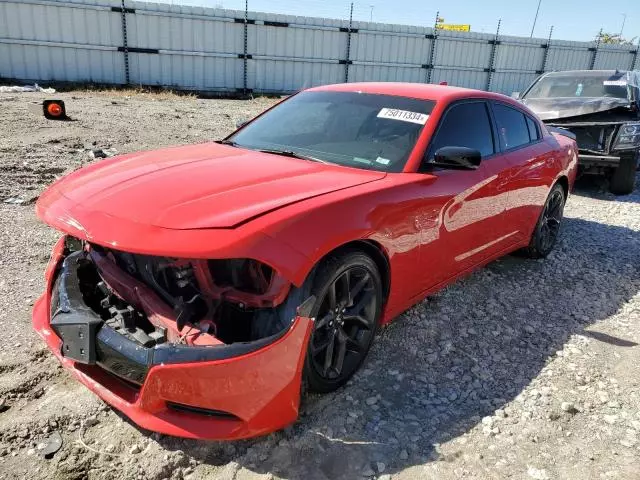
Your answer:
307,82 -> 511,103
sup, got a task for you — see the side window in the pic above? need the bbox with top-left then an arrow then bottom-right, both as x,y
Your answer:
492,103 -> 531,150
428,102 -> 495,158
525,115 -> 540,141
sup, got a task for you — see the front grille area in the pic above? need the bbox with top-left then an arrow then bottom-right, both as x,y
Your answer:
50,260 -> 151,387
95,336 -> 148,385
568,124 -> 618,154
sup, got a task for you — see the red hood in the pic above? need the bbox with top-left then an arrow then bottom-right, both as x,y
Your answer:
38,143 -> 385,230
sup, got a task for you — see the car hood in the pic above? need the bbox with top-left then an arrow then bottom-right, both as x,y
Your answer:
522,97 -> 630,121
40,143 -> 386,230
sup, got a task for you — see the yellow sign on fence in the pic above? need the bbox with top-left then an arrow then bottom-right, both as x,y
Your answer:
435,24 -> 471,32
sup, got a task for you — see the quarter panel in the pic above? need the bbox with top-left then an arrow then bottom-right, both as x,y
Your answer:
503,135 -> 571,237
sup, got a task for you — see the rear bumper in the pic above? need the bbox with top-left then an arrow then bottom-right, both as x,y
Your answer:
32,240 -> 313,440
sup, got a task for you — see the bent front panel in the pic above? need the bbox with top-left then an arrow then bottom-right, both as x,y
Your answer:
33,238 -> 313,440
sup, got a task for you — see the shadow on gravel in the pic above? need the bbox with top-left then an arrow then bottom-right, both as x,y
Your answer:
150,216 -> 640,480
572,171 -> 640,203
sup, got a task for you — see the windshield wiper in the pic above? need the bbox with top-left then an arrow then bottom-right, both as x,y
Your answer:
217,142 -> 329,164
257,149 -> 329,164
215,139 -> 240,147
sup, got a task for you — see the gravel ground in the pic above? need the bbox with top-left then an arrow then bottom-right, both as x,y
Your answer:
0,90 -> 639,480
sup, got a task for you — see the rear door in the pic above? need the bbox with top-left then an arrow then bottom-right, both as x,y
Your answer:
419,100 -> 520,287
489,101 -> 558,238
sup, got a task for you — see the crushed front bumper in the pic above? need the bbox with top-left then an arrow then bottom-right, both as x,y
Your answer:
32,237 -> 314,440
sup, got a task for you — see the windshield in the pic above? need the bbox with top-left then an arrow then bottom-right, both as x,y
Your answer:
228,91 -> 435,172
524,72 -> 629,99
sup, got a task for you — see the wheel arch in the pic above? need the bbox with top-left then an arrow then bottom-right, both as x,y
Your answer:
310,239 -> 391,307
555,175 -> 569,198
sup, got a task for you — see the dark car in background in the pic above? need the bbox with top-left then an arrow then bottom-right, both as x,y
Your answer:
515,70 -> 639,194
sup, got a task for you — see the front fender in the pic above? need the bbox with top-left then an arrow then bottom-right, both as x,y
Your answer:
36,188 -> 310,286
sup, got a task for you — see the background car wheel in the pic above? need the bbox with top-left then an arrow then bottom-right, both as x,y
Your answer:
302,251 -> 383,393
609,153 -> 637,195
522,183 -> 566,259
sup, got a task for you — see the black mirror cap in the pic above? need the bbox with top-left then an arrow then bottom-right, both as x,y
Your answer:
430,146 -> 482,170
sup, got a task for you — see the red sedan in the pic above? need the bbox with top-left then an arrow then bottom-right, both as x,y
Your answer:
33,83 -> 578,440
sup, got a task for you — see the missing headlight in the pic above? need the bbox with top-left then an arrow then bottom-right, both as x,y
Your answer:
64,236 -> 83,253
208,259 -> 274,295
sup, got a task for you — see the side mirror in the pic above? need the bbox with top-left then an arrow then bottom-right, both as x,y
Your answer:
429,146 -> 481,170
235,118 -> 249,129
510,91 -> 521,100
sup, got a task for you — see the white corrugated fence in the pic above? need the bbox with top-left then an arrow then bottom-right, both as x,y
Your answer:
1,0 -> 638,95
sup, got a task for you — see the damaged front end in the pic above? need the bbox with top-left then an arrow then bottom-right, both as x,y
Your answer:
544,112 -> 639,167
522,70 -> 640,170
34,235 -> 314,440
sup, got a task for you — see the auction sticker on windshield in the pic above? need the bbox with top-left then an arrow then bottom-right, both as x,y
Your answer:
377,108 -> 429,125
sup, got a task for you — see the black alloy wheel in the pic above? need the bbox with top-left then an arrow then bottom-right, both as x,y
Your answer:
523,183 -> 566,258
304,252 -> 382,392
538,187 -> 564,252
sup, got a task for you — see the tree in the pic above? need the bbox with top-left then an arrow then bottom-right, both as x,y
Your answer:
595,32 -> 637,46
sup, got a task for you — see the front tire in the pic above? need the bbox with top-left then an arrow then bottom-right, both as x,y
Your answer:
609,153 -> 637,195
522,183 -> 566,259
303,251 -> 383,393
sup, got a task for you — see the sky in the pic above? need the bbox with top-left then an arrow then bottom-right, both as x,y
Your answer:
162,0 -> 639,43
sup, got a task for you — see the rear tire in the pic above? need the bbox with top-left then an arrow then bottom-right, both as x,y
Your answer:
522,183 -> 566,259
302,251 -> 383,393
609,153 -> 637,195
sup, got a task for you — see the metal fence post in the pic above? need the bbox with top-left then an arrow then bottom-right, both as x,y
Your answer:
486,19 -> 501,91
630,38 -> 639,70
343,2 -> 354,83
243,0 -> 249,95
424,11 -> 439,84
119,0 -> 130,84
537,26 -> 553,75
589,29 -> 602,70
